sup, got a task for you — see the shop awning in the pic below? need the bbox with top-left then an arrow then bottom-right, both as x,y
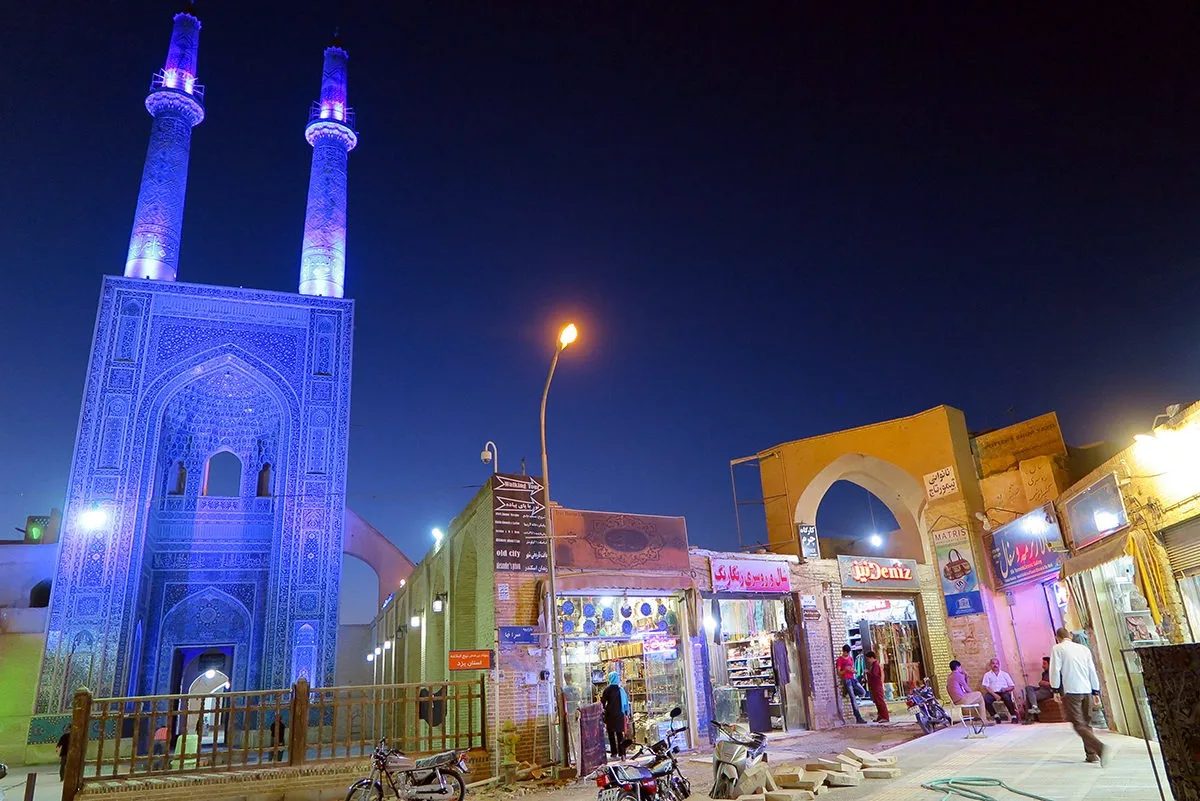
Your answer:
1060,531 -> 1130,578
552,570 -> 696,593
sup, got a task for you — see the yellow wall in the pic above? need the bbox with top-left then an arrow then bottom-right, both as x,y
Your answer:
0,632 -> 45,764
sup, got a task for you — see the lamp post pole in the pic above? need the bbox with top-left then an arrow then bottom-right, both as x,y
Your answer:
540,323 -> 576,766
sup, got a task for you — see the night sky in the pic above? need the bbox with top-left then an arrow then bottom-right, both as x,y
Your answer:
5,3 -> 1200,605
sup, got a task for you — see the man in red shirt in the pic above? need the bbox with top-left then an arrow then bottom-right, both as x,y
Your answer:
865,651 -> 890,723
835,645 -> 866,724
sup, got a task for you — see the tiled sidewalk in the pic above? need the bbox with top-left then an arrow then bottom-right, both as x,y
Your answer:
824,721 -> 1172,801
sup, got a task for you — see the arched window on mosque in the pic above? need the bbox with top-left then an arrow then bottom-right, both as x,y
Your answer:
203,451 -> 243,497
257,463 -> 273,498
168,460 -> 187,495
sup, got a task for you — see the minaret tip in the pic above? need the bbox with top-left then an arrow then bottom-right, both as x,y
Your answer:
329,26 -> 343,49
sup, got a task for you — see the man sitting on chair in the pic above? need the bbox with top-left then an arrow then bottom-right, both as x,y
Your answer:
981,658 -> 1018,723
946,660 -> 985,714
1023,656 -> 1053,723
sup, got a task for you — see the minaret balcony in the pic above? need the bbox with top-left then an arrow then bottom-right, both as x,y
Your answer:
150,69 -> 206,104
309,101 -> 355,130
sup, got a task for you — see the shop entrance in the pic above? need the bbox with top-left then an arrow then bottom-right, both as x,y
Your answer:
557,594 -> 689,751
705,596 -> 799,733
841,596 -> 926,715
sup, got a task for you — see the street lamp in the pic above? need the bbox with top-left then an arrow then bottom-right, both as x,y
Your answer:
481,441 -> 499,473
541,321 -> 577,765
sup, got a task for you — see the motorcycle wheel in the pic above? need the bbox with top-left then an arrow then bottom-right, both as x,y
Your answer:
430,769 -> 466,801
932,705 -> 951,726
710,775 -> 733,800
915,709 -> 932,735
345,779 -> 382,801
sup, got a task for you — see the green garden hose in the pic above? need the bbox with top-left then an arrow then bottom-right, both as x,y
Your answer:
920,777 -> 1056,801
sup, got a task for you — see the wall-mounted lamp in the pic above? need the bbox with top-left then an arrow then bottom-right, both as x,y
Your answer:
366,652 -> 375,663
433,593 -> 447,614
399,578 -> 407,588
374,646 -> 382,655
432,528 -> 444,548
410,615 -> 422,629
383,640 -> 392,650
974,507 -> 1024,533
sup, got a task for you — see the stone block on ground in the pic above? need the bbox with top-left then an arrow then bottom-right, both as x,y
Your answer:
773,770 -> 806,788
846,747 -> 896,765
806,759 -> 846,773
736,794 -> 764,801
823,770 -> 862,787
835,754 -> 863,770
862,767 -> 902,779
765,792 -> 814,801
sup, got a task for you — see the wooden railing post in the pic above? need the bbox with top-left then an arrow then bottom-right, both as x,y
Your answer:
61,686 -> 93,801
479,676 -> 488,751
288,678 -> 309,767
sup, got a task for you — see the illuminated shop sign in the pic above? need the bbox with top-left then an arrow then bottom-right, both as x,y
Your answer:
837,555 -> 921,590
990,503 -> 1066,589
710,558 -> 791,593
1063,472 -> 1129,549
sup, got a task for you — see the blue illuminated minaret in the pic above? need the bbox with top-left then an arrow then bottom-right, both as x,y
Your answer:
298,38 -> 358,298
124,6 -> 205,282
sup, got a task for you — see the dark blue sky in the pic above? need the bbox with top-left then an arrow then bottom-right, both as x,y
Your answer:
4,1 -> 1200,562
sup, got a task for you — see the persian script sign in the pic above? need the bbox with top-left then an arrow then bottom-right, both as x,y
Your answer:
989,503 -> 1066,589
448,650 -> 494,671
924,466 -> 959,500
492,473 -> 548,573
710,558 -> 791,593
837,555 -> 921,590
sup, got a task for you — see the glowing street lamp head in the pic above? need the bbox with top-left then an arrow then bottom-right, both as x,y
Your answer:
432,528 -> 444,546
374,646 -> 382,655
205,669 -> 216,679
366,653 -> 374,663
383,640 -> 392,650
558,323 -> 578,349
410,615 -> 421,629
869,533 -> 883,548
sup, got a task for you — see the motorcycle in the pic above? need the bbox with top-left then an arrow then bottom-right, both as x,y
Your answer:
346,739 -> 468,801
592,707 -> 691,801
906,678 -> 951,735
709,721 -> 768,800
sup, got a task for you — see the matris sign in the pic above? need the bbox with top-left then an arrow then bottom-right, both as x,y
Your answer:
838,555 -> 921,590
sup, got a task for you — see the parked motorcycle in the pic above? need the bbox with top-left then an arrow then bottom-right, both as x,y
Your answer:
592,707 -> 691,801
709,721 -> 768,800
346,739 -> 468,801
906,678 -> 951,735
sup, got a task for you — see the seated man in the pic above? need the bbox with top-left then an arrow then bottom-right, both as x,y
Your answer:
1023,656 -> 1053,722
981,658 -> 1018,723
946,660 -> 984,714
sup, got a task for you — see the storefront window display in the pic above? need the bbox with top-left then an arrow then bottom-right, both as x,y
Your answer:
557,595 -> 687,746
842,597 -> 926,703
706,597 -> 791,732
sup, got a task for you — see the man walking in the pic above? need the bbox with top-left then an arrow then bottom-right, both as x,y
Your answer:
1023,656 -> 1053,722
981,658 -> 1018,723
56,725 -> 70,781
1049,627 -> 1107,765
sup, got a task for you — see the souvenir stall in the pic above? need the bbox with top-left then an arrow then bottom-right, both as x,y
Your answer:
557,595 -> 688,747
836,556 -> 930,714
703,557 -> 799,733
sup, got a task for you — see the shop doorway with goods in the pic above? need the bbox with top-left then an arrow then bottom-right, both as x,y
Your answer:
556,593 -> 689,753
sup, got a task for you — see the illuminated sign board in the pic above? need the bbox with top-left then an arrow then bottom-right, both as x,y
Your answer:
989,503 -> 1067,589
1063,473 -> 1129,549
837,555 -> 921,590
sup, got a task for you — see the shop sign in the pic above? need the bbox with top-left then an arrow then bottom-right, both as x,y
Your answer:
796,524 -> 820,559
923,466 -> 959,500
837,555 -> 920,590
448,650 -> 494,671
710,558 -> 791,593
499,626 -> 538,645
551,508 -> 690,571
1063,472 -> 1129,549
989,503 -> 1066,589
492,474 -> 548,573
933,525 -> 984,617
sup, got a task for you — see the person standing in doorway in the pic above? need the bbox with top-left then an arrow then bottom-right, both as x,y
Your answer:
601,672 -> 629,759
1023,656 -> 1053,723
981,658 -> 1018,723
56,725 -> 70,781
864,651 -> 889,723
1049,627 -> 1107,765
152,722 -> 170,770
267,715 -> 287,762
836,645 -> 866,724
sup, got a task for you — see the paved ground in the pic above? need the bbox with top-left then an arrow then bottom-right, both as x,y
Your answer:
0,721 -> 1172,801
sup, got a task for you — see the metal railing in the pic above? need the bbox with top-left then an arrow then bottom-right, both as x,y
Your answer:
61,677 -> 486,801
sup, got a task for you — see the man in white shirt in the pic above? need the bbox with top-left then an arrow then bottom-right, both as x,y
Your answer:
980,658 -> 1018,723
1049,627 -> 1107,765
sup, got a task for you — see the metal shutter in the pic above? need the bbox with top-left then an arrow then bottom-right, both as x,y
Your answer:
1163,518 -> 1200,577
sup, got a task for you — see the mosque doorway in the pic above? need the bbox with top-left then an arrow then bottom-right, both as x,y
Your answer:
174,647 -> 233,745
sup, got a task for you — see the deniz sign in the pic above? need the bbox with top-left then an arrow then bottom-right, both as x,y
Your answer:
710,558 -> 791,593
990,503 -> 1066,589
837,555 -> 921,590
